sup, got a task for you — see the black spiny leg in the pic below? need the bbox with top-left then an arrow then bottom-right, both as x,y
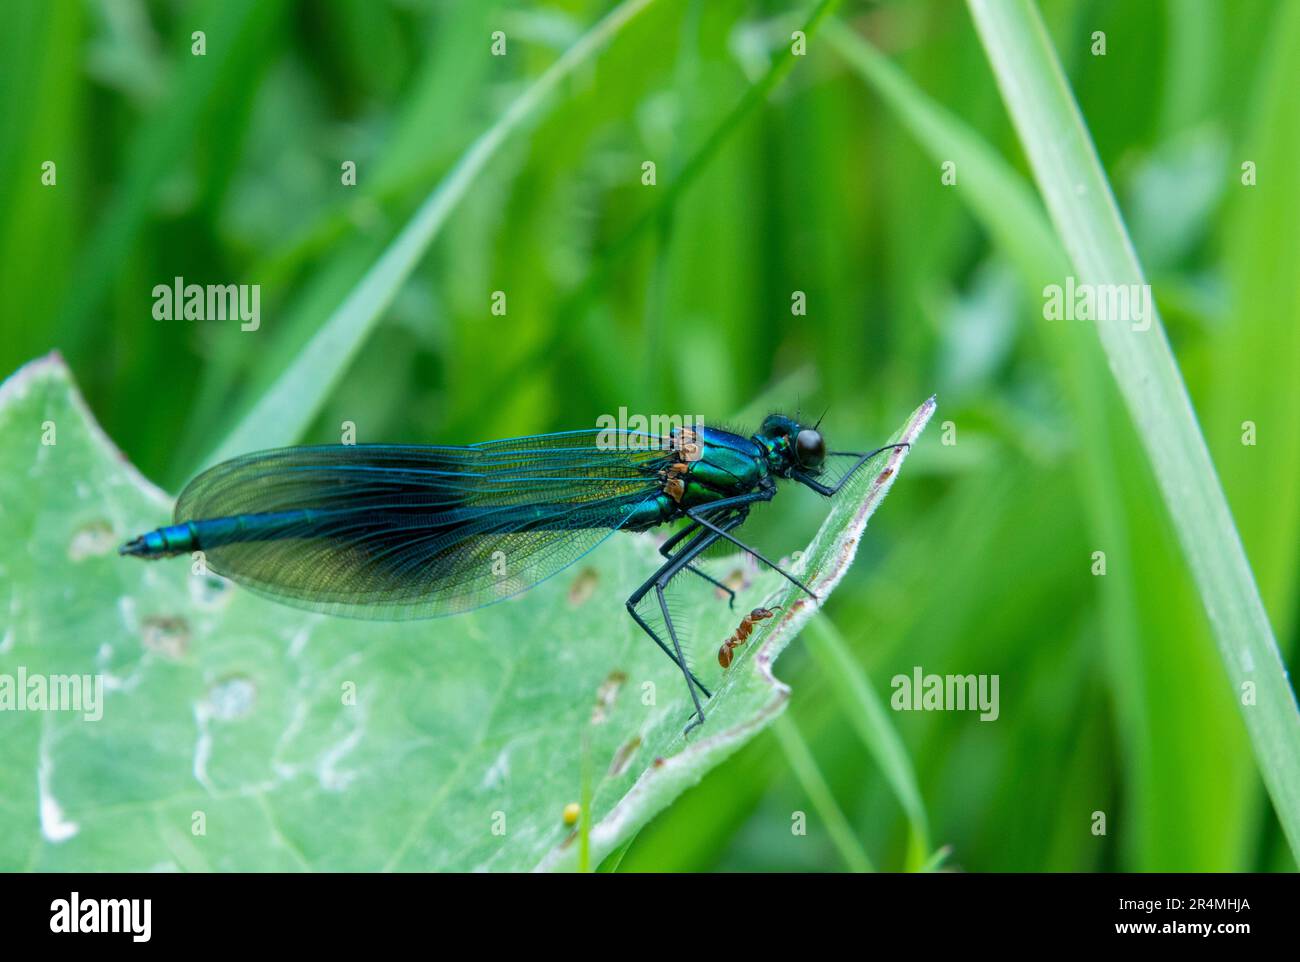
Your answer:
683,491 -> 820,603
658,520 -> 736,609
656,582 -> 702,733
792,442 -> 910,495
627,525 -> 716,700
626,515 -> 745,732
685,565 -> 736,609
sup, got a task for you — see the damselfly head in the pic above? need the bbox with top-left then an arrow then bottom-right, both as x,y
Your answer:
755,413 -> 826,478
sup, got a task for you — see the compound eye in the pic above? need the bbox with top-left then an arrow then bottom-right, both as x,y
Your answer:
795,429 -> 825,469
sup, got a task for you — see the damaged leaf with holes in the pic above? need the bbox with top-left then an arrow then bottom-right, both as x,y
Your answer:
0,355 -> 930,871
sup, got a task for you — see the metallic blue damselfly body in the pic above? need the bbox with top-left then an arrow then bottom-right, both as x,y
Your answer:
121,414 -> 905,729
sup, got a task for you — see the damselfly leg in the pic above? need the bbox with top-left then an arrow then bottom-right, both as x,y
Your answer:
628,492 -> 823,733
658,520 -> 737,609
627,514 -> 751,732
684,491 -> 819,602
792,442 -> 911,495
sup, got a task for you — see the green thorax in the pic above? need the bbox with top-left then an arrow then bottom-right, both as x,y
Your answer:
673,426 -> 771,509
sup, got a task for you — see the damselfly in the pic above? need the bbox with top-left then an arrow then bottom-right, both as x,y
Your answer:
121,415 -> 906,730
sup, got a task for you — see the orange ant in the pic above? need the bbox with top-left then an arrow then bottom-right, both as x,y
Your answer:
717,606 -> 782,668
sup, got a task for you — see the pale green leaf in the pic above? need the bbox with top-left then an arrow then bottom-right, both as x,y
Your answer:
0,355 -> 931,871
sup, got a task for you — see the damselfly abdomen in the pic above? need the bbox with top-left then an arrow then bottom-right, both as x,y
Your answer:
121,414 -> 906,730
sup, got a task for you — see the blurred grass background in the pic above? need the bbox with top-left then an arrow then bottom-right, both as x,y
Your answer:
2,0 -> 1296,871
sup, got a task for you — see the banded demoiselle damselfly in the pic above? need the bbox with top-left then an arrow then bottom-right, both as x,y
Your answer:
121,414 -> 906,730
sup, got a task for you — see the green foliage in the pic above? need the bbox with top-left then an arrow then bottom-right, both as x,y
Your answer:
0,355 -> 927,871
0,0 -> 1296,872
967,0 -> 1300,859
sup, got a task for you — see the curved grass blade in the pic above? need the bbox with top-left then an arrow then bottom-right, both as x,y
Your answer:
804,613 -> 931,870
439,0 -> 844,431
827,20 -> 1261,871
772,713 -> 874,872
53,0 -> 280,347
966,0 -> 1300,858
204,0 -> 657,469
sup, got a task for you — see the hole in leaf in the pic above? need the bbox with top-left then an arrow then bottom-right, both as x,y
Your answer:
188,572 -> 231,609
567,566 -> 599,606
69,520 -> 115,561
591,670 -> 627,724
206,675 -> 257,720
141,615 -> 189,659
607,734 -> 642,776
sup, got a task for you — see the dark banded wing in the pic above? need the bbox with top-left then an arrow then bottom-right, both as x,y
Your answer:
173,430 -> 677,619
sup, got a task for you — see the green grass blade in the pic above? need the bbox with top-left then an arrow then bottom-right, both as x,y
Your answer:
966,0 -> 1300,858
824,19 -> 1065,284
771,714 -> 874,872
919,845 -> 954,873
204,0 -> 657,467
804,613 -> 931,869
0,0 -> 83,376
444,0 -> 844,435
54,0 -> 281,348
1209,0 -> 1300,631
579,731 -> 593,873
827,18 -> 1240,871
604,0 -> 844,266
